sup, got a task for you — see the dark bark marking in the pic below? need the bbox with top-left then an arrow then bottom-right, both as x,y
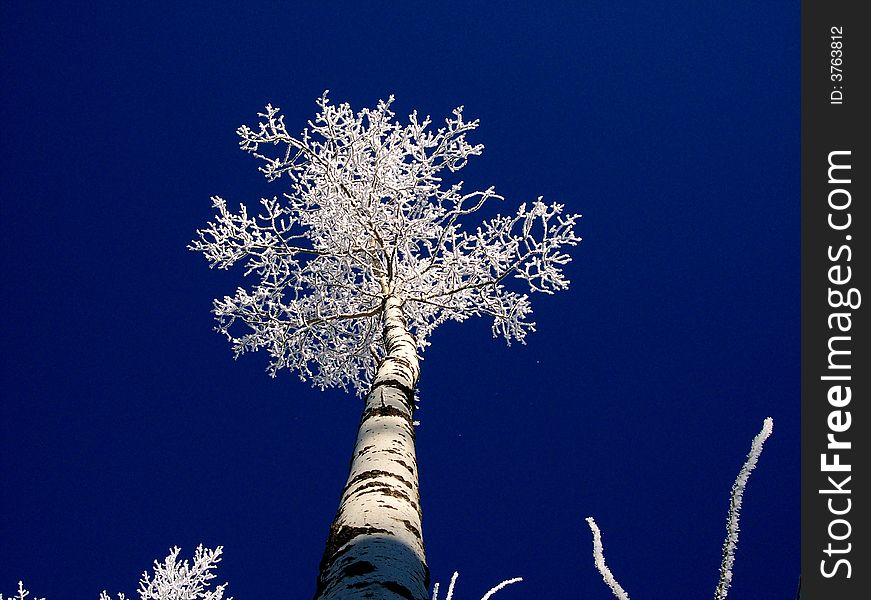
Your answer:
381,354 -> 415,373
400,519 -> 422,540
361,403 -> 411,424
340,482 -> 422,518
345,469 -> 413,493
342,560 -> 376,578
350,483 -> 415,506
318,524 -> 392,577
356,444 -> 375,458
370,378 -> 415,406
348,580 -> 418,600
380,581 -> 417,600
315,522 -> 406,598
352,480 -> 406,496
394,458 -> 414,474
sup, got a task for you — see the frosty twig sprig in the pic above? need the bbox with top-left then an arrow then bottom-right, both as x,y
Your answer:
431,571 -> 523,600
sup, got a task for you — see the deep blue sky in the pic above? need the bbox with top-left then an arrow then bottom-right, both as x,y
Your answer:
1,2 -> 798,599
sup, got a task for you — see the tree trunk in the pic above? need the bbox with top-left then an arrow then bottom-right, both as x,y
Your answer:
314,296 -> 429,600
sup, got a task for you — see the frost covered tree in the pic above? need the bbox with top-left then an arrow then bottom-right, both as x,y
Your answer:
190,93 -> 581,600
3,545 -> 229,600
98,545 -> 230,600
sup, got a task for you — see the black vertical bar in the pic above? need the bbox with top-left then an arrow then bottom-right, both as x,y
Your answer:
801,1 -> 868,598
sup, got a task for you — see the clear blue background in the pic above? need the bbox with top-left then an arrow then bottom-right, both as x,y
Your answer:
1,2 -> 798,598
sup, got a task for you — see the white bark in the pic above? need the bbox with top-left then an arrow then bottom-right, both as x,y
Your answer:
315,296 -> 428,600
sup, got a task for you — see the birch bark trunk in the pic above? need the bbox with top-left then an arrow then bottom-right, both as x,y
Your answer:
314,295 -> 429,600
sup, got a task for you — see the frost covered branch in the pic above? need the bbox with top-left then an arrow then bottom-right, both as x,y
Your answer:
586,417 -> 774,600
100,545 -> 230,600
191,93 -> 581,393
584,518 -> 630,600
431,572 -> 523,600
5,546 -> 229,600
715,417 -> 774,600
1,582 -> 44,600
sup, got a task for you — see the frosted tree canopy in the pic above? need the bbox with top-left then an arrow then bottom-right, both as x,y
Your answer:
191,93 -> 581,393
